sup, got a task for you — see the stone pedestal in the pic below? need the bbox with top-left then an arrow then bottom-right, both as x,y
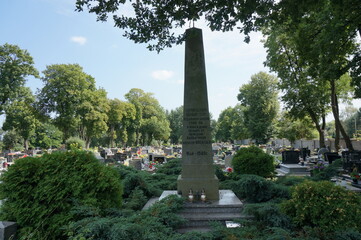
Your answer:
177,28 -> 219,200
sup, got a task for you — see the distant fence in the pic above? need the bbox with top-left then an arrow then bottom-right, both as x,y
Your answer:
234,139 -> 361,151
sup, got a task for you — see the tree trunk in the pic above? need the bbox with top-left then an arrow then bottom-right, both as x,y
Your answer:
330,80 -> 354,151
307,108 -> 325,148
335,121 -> 340,152
110,125 -> 115,148
24,139 -> 29,150
86,137 -> 91,149
136,129 -> 140,146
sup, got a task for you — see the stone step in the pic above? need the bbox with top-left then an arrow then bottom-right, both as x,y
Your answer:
183,202 -> 243,208
177,226 -> 214,233
179,212 -> 244,221
180,206 -> 242,213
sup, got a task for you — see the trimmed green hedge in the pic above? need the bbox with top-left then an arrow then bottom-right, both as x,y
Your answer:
281,180 -> 361,232
0,150 -> 123,240
232,146 -> 275,178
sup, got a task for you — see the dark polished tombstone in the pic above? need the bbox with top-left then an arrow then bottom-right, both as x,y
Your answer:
342,151 -> 361,172
300,148 -> 311,161
324,152 -> 340,164
282,151 -> 300,164
154,156 -> 166,163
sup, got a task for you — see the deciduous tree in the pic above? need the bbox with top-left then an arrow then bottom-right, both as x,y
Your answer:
237,72 -> 279,144
37,64 -> 96,141
0,43 -> 38,114
107,98 -> 136,147
2,87 -> 38,150
216,104 -> 248,142
166,106 -> 183,144
125,88 -> 170,145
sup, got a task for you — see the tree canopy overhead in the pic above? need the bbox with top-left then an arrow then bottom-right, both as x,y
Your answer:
75,0 -> 274,51
75,0 -> 360,54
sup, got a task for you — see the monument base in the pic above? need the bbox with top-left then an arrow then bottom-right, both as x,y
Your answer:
142,190 -> 246,233
177,175 -> 219,201
276,164 -> 310,176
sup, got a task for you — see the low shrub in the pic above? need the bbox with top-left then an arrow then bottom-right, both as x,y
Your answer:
214,164 -> 227,181
232,146 -> 275,178
65,136 -> 85,150
281,180 -> 361,232
244,202 -> 292,228
0,150 -> 123,240
67,195 -> 185,240
156,158 -> 181,175
275,176 -> 307,187
231,174 -> 289,203
123,188 -> 148,210
311,159 -> 342,181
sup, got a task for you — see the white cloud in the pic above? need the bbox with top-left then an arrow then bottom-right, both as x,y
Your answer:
151,70 -> 174,81
70,36 -> 87,45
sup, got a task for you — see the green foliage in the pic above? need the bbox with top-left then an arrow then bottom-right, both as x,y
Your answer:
334,229 -> 361,240
274,176 -> 307,187
0,150 -> 123,240
30,122 -> 63,149
75,0 -> 277,52
65,136 -> 86,150
156,158 -> 181,175
78,88 -> 110,148
107,98 -> 136,147
67,195 -> 185,240
311,159 -> 342,181
117,162 -> 179,205
125,88 -> 171,145
172,231 -> 214,240
0,43 -> 39,114
166,106 -> 183,144
237,72 -> 279,144
123,188 -> 148,210
281,180 -> 361,232
2,87 -> 39,149
37,64 -> 97,141
244,202 -> 292,229
276,113 -> 318,143
215,104 -> 249,142
2,129 -> 23,151
214,165 -> 227,181
232,146 -> 275,178
231,174 -> 289,203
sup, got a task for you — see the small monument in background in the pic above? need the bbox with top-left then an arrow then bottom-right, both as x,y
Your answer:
177,28 -> 219,200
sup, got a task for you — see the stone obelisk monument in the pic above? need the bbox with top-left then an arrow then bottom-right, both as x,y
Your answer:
177,28 -> 219,200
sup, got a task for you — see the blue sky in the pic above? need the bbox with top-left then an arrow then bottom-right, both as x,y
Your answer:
0,0 -> 270,122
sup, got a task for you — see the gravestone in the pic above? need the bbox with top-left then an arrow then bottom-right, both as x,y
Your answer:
163,148 -> 173,156
324,152 -> 340,164
224,155 -> 233,168
282,150 -> 300,164
177,28 -> 219,200
129,158 -> 142,170
0,221 -> 17,240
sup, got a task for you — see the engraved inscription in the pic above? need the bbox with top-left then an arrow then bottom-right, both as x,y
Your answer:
184,108 -> 210,148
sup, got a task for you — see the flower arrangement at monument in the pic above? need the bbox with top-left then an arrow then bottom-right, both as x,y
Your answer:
313,161 -> 326,174
350,171 -> 360,183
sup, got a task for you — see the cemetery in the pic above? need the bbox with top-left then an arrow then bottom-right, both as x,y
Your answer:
1,0 -> 361,239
